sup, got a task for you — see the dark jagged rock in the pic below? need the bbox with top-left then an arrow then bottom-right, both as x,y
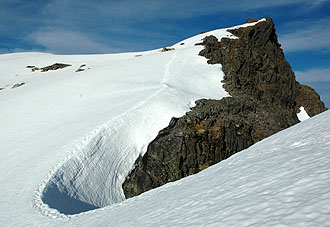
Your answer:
41,63 -> 71,72
123,97 -> 297,197
296,84 -> 327,116
199,18 -> 299,110
123,18 -> 327,198
27,63 -> 71,72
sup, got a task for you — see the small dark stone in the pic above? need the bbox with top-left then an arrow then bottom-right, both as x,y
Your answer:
161,47 -> 175,52
75,68 -> 85,72
26,65 -> 39,72
12,83 -> 25,89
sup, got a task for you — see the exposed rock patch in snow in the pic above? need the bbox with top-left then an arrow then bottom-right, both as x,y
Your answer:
75,64 -> 87,72
27,63 -> 72,72
11,82 -> 25,88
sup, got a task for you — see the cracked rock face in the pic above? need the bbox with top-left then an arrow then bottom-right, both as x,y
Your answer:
122,18 -> 327,198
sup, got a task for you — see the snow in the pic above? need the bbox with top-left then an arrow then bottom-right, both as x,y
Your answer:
2,18 -> 329,226
99,109 -> 330,227
297,106 -> 310,121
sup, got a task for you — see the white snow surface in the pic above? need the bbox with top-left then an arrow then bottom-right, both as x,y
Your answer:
297,106 -> 310,121
2,18 -> 329,226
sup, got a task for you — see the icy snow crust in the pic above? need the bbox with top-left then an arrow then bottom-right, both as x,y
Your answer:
7,19 -> 330,226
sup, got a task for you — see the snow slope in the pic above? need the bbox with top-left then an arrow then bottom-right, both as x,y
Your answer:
0,39 -> 226,218
69,109 -> 330,227
2,18 -> 329,226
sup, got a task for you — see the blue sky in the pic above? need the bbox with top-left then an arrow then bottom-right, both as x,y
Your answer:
1,0 -> 330,107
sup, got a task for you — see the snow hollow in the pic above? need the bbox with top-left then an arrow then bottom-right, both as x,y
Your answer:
34,20 -> 266,215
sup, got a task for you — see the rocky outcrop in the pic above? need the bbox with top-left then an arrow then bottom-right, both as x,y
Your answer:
27,63 -> 71,72
123,18 -> 327,198
123,97 -> 297,197
296,85 -> 327,116
41,63 -> 71,72
198,18 -> 299,111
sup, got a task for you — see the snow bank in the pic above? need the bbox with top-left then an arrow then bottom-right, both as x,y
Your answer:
297,106 -> 310,121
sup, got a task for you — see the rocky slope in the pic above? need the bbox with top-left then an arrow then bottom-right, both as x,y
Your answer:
123,18 -> 327,198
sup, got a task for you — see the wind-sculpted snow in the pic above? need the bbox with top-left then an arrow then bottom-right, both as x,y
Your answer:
32,20 -> 267,217
33,20 -> 270,216
36,50 -> 206,215
33,37 -> 229,216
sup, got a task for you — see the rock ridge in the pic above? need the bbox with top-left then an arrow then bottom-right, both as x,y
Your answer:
123,18 -> 327,198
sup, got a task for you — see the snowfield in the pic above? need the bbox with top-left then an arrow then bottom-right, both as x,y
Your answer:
1,18 -> 329,226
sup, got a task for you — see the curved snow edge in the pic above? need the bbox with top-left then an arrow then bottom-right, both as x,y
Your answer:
32,18 -> 266,219
32,50 -> 179,218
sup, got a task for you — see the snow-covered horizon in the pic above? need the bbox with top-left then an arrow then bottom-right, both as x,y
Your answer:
1,18 -> 329,226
